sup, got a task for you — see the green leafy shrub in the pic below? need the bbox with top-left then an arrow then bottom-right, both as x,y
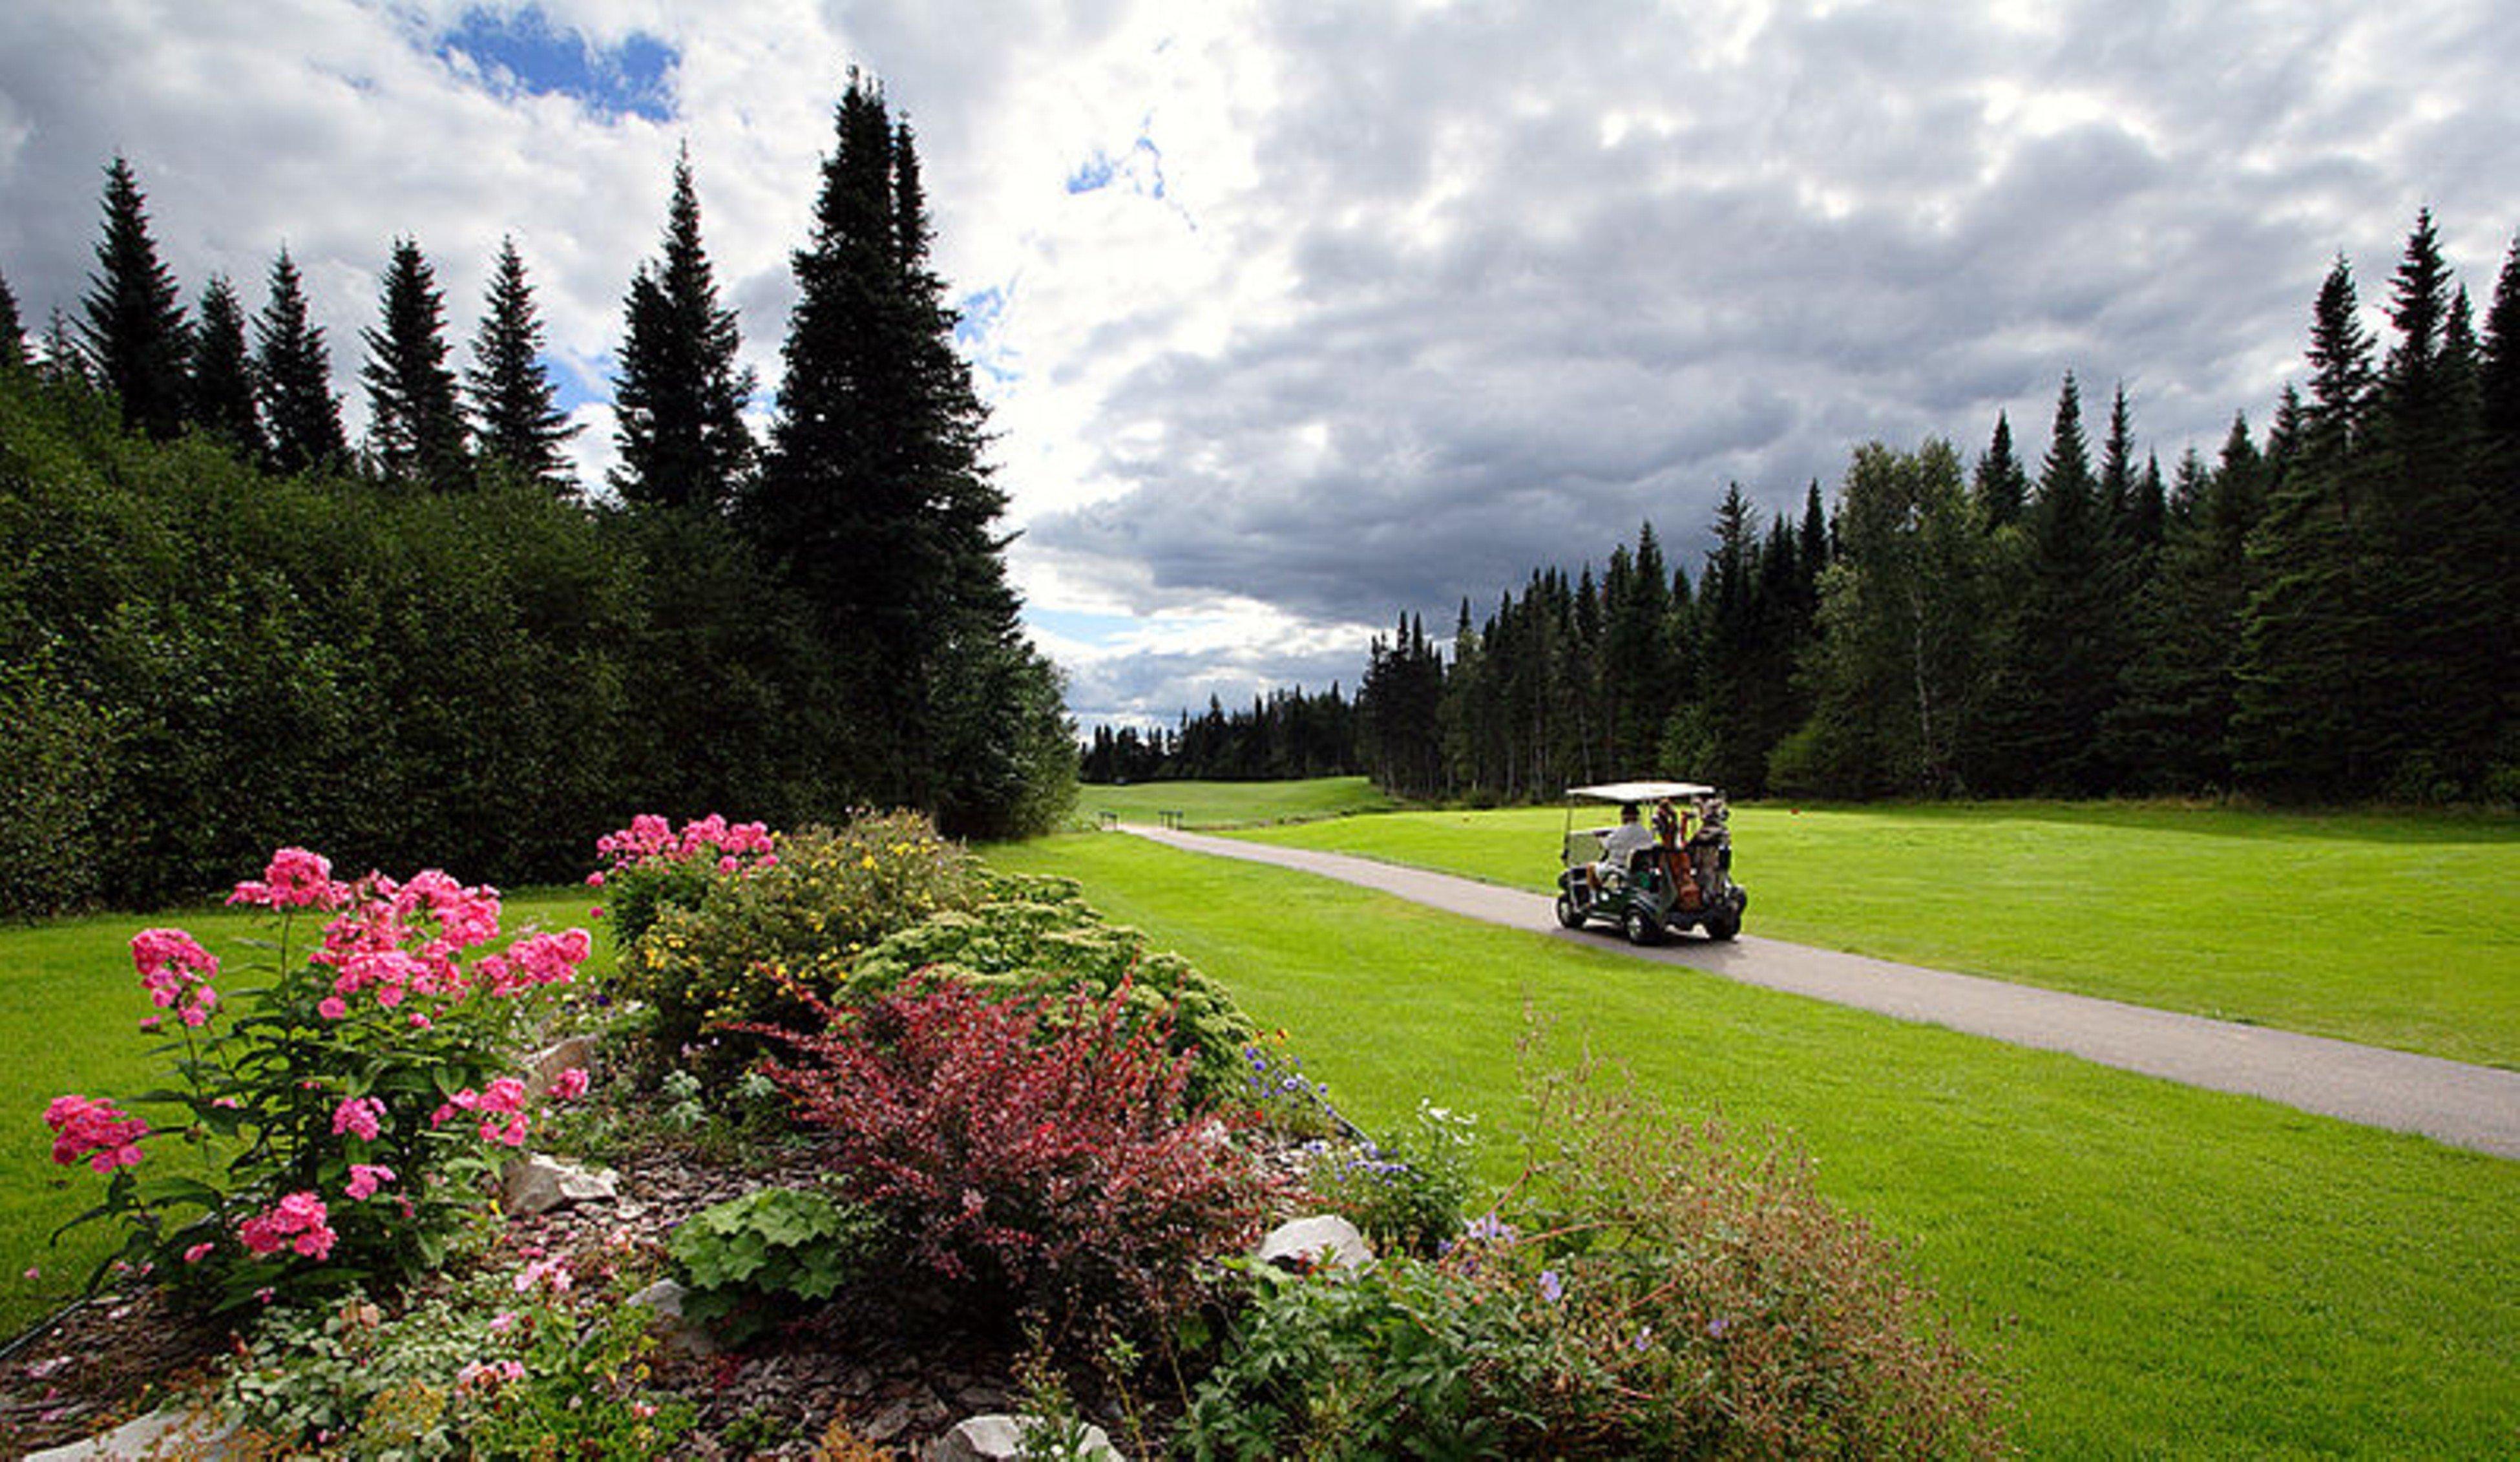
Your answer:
667,1185 -> 887,1344
1305,1099 -> 1478,1255
841,873 -> 1258,1101
220,1252 -> 693,1459
616,811 -> 982,1074
1185,1053 -> 2006,1459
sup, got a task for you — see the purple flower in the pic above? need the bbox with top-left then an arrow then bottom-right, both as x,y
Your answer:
1538,1269 -> 1564,1304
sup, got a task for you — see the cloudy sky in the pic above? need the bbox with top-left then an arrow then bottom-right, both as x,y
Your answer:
4,1 -> 2514,731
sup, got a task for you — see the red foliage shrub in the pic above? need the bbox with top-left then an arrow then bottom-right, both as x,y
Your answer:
753,977 -> 1277,1326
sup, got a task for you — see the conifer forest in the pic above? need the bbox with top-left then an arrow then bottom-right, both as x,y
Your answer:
0,77 -> 1076,916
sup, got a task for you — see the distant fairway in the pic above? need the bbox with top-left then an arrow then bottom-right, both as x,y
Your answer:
1225,799 -> 2520,1068
1070,775 -> 1394,829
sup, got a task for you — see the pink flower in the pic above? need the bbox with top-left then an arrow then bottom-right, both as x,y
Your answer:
317,997 -> 349,1021
408,1012 -> 432,1030
513,1258 -> 572,1295
182,1242 -> 215,1264
331,1097 -> 386,1141
237,1191 -> 333,1260
44,1095 -> 147,1173
585,871 -> 605,887
228,847 -> 350,911
549,1067 -> 591,1101
345,1164 -> 396,1200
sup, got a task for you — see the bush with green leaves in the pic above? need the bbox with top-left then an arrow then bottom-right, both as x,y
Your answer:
1305,1099 -> 1478,1256
1184,1052 -> 2007,1459
219,1251 -> 693,1459
614,811 -> 982,1074
841,872 -> 1258,1102
667,1184 -> 888,1344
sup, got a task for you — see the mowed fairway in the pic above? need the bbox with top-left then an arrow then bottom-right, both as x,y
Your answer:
0,888 -> 609,1340
1071,774 -> 1394,829
1225,800 -> 2520,1068
989,831 -> 2520,1457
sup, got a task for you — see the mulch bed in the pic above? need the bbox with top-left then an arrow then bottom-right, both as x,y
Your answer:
1,1127 -> 1316,1458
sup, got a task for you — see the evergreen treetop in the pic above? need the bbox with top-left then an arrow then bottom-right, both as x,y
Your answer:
468,235 -> 580,495
190,273 -> 266,458
255,246 -> 348,476
81,155 -> 193,440
612,145 -> 755,513
360,236 -> 470,491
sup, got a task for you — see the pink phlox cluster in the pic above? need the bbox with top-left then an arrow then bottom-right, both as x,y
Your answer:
437,1077 -> 530,1146
131,928 -> 220,1028
457,1358 -> 527,1391
331,1096 -> 387,1142
344,1163 -> 397,1201
549,1066 -> 591,1101
227,847 -> 350,911
594,812 -> 775,874
512,1256 -> 572,1295
466,927 -> 590,999
44,1095 -> 147,1173
238,1191 -> 337,1260
310,869 -> 502,1006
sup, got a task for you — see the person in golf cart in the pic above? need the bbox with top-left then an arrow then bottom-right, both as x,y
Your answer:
1590,801 -> 1658,891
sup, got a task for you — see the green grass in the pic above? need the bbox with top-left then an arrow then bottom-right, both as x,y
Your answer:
0,887 -> 610,1340
1070,775 -> 1394,829
988,832 -> 2520,1458
1222,801 -> 2520,1068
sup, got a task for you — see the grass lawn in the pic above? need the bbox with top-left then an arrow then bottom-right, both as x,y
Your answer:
988,832 -> 2520,1458
1224,800 -> 2520,1068
0,887 -> 609,1340
1070,775 -> 1394,829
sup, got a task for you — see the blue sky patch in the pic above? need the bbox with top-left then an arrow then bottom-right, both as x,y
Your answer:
432,6 -> 676,123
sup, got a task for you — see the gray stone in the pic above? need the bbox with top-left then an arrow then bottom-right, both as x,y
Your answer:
25,1403 -> 231,1459
927,1414 -> 1123,1461
523,1033 -> 597,1097
501,1154 -> 620,1215
1255,1213 -> 1372,1275
627,1277 -> 720,1359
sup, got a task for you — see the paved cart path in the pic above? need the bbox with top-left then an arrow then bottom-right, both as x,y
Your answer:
1122,824 -> 2520,1161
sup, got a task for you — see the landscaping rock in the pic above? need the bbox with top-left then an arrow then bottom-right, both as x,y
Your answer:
25,1403 -> 229,1461
501,1154 -> 620,1215
1255,1214 -> 1372,1275
627,1277 -> 720,1359
523,1034 -> 597,1097
928,1413 -> 1123,1461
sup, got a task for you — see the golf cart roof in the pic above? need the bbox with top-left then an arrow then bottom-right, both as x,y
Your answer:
1566,780 -> 1718,804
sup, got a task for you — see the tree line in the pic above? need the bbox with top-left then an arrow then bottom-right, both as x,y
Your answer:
1352,211 -> 2517,807
0,73 -> 1075,917
1080,684 -> 1361,783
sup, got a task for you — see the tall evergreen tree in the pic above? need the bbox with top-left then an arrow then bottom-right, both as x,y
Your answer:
745,74 -> 1061,833
1972,410 -> 2029,529
79,156 -> 192,440
612,147 -> 755,513
1976,372 -> 2117,791
0,264 -> 25,370
467,235 -> 579,494
360,237 -> 470,491
2479,235 -> 2520,755
189,274 -> 265,457
2233,258 -> 2377,791
254,247 -> 348,476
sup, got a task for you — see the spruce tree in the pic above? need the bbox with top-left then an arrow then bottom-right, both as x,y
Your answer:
2233,259 -> 2377,792
467,235 -> 579,494
1973,373 -> 2119,792
255,247 -> 348,476
79,156 -> 192,440
0,264 -> 25,370
2479,235 -> 2520,754
612,147 -> 754,513
1972,410 -> 2028,529
360,237 -> 470,491
747,74 -> 1058,832
189,274 -> 265,458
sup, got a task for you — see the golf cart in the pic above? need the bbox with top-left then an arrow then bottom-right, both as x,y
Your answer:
1553,781 -> 1747,944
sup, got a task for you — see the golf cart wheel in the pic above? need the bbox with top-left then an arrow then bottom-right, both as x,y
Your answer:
1703,908 -> 1741,942
1555,892 -> 1586,929
1622,906 -> 1664,946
